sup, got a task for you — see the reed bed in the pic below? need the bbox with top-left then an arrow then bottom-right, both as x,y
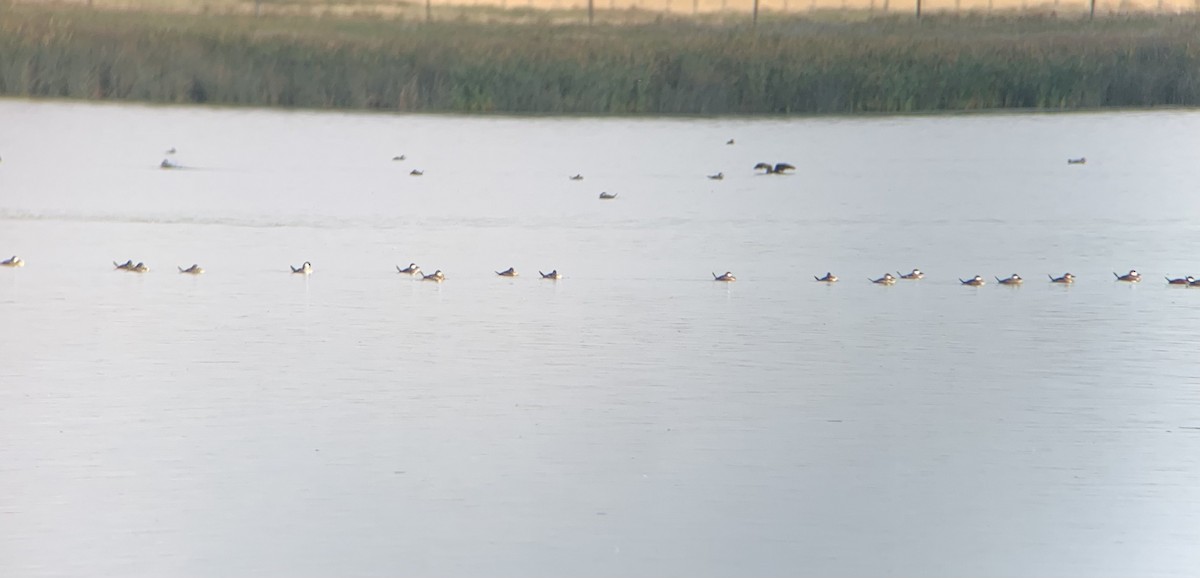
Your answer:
1,4 -> 1198,114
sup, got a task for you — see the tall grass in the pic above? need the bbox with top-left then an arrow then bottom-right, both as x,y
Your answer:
1,5 -> 1199,114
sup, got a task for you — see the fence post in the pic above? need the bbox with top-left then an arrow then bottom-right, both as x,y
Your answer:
753,0 -> 759,25
589,0 -> 595,24
915,0 -> 921,18
426,0 -> 432,21
1089,0 -> 1095,19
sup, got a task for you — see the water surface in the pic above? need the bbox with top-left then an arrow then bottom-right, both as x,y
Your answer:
2,101 -> 1199,577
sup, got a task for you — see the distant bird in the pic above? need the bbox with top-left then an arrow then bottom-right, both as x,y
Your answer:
1114,270 -> 1141,282
0,255 -> 24,267
1049,273 -> 1076,284
754,162 -> 795,174
178,264 -> 204,275
114,260 -> 135,271
898,269 -> 924,280
393,155 -> 406,161
713,271 -> 736,282
814,272 -> 838,283
496,267 -> 518,277
165,147 -> 177,155
131,262 -> 149,273
960,275 -> 986,286
1166,275 -> 1194,285
996,274 -> 1023,285
291,261 -> 312,275
599,192 -> 618,199
396,263 -> 421,275
160,159 -> 180,169
422,270 -> 445,282
871,273 -> 896,285
1067,157 -> 1087,165
569,174 -> 584,181
707,172 -> 724,180
726,139 -> 735,145
410,169 -> 423,176
540,270 -> 562,280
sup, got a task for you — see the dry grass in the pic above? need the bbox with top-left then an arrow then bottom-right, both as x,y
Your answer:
14,0 -> 1200,20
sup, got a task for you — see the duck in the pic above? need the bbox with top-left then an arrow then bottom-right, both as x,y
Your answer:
814,272 -> 838,283
540,270 -> 563,280
422,270 -> 445,282
713,271 -> 736,282
165,147 -> 177,155
1166,275 -> 1195,285
496,267 -> 518,277
599,192 -> 618,199
160,159 -> 179,169
898,269 -> 924,280
1067,157 -> 1087,165
569,174 -> 584,181
0,255 -> 24,268
996,274 -> 1023,285
1049,273 -> 1076,284
960,275 -> 986,286
131,262 -> 149,273
409,169 -> 423,176
178,264 -> 204,275
707,172 -> 724,180
1114,270 -> 1141,282
114,260 -> 135,271
396,263 -> 421,275
291,261 -> 312,275
1190,278 -> 1200,288
870,273 -> 896,285
392,155 -> 406,161
754,162 -> 795,174
726,138 -> 735,145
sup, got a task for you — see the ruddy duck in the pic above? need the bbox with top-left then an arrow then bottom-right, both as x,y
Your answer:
708,172 -> 724,180
131,262 -> 149,273
1166,275 -> 1195,285
114,260 -> 135,271
410,169 -> 424,176
569,174 -> 583,181
160,159 -> 179,169
871,273 -> 896,285
422,270 -> 445,282
178,264 -> 204,275
997,274 -> 1023,285
496,267 -> 518,277
540,270 -> 562,280
1114,270 -> 1141,282
960,275 -> 986,286
1049,273 -> 1076,283
0,255 -> 24,267
397,263 -> 421,275
753,162 -> 795,174
1067,157 -> 1087,165
815,272 -> 838,283
898,269 -> 924,280
726,138 -> 735,145
713,271 -> 736,282
291,261 -> 312,275
393,155 -> 406,161
599,192 -> 618,199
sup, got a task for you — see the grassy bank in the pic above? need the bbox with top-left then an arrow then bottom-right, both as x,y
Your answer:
2,4 -> 1199,114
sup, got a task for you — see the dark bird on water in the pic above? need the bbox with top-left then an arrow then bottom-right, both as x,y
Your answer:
754,162 -> 795,174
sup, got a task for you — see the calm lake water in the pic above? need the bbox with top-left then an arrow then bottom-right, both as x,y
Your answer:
2,100 -> 1199,577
